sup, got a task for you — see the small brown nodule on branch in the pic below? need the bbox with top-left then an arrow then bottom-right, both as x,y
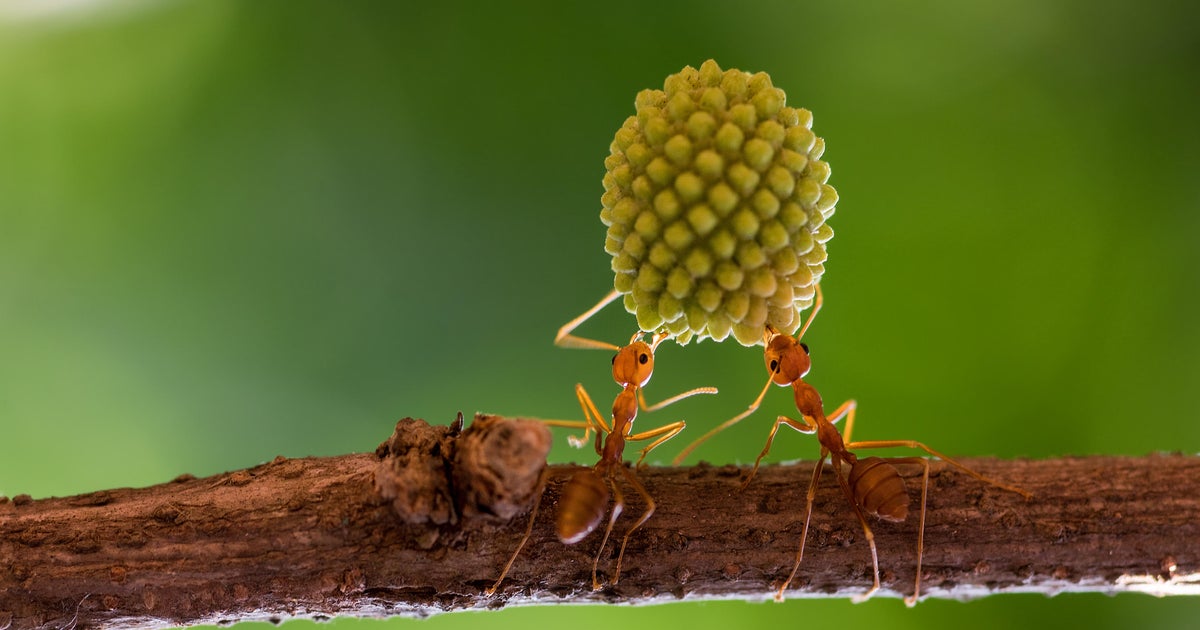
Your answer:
2,414 -> 1199,629
373,413 -> 551,524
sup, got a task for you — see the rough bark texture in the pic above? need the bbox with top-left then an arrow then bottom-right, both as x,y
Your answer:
1,414 -> 1197,629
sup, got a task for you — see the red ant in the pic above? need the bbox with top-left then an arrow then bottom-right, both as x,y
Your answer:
488,291 -> 716,593
674,284 -> 1030,604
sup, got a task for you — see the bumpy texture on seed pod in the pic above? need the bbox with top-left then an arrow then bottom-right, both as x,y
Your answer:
600,59 -> 836,346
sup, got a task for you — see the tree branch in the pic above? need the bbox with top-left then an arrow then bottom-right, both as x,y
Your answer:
2,414 -> 1197,629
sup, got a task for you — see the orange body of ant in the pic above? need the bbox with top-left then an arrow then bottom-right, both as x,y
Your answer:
488,290 -> 716,594
674,284 -> 1030,604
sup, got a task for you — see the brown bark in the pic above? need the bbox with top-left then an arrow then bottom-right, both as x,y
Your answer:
1,413 -> 1197,629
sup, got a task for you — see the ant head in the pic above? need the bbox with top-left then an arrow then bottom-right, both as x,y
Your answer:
611,331 -> 664,387
763,326 -> 811,385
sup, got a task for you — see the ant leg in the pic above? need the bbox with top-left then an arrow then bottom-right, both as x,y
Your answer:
613,465 -> 655,585
742,414 -> 816,490
646,329 -> 671,350
628,420 -> 686,468
826,399 -> 858,442
794,283 -> 824,340
672,373 -> 774,465
539,418 -> 590,441
831,453 -> 881,603
485,468 -> 548,596
879,456 -> 931,606
592,472 -> 624,590
554,290 -> 624,351
775,449 -> 828,602
638,385 -> 718,413
844,439 -> 1031,499
569,383 -> 612,452
912,459 -> 931,606
636,334 -> 718,413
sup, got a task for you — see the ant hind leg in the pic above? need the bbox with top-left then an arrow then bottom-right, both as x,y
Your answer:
830,454 -> 881,603
844,439 -> 1030,499
591,472 -> 624,591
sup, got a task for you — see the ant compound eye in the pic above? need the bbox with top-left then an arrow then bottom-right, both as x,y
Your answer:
800,342 -> 810,355
611,354 -> 617,365
769,359 -> 779,372
639,353 -> 649,365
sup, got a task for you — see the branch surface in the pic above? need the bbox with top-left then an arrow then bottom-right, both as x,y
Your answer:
2,414 -> 1197,629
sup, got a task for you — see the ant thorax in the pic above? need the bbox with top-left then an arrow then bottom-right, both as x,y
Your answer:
610,387 -> 638,430
792,379 -> 825,420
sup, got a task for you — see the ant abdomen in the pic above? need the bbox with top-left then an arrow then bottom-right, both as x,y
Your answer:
556,469 -> 609,544
849,456 -> 909,523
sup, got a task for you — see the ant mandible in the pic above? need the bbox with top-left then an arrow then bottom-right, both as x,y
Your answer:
488,291 -> 716,594
673,284 -> 1030,604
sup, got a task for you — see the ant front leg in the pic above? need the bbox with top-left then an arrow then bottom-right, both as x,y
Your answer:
672,373 -> 773,465
742,414 -> 816,490
628,420 -> 686,468
554,290 -> 624,351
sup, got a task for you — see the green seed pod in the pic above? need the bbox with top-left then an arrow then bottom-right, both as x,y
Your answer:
601,60 -> 836,345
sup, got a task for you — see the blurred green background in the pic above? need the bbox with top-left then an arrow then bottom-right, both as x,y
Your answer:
2,0 -> 1198,628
